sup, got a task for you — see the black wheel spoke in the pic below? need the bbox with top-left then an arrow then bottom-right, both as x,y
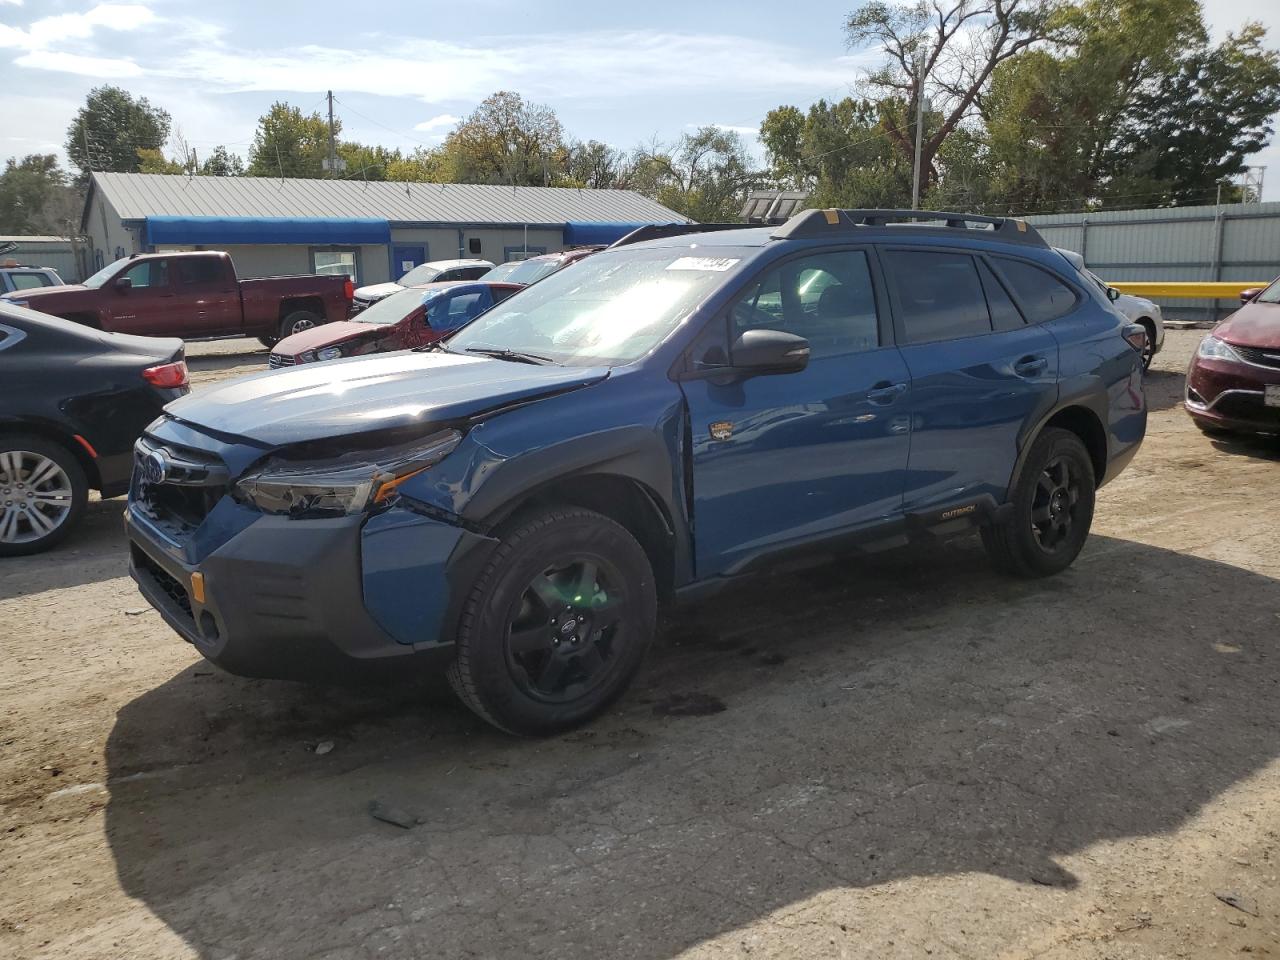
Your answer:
577,642 -> 605,675
1032,505 -> 1052,524
535,656 -> 569,692
528,574 -> 563,612
509,623 -> 550,655
574,560 -> 598,603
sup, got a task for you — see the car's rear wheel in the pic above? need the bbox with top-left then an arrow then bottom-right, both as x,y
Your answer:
0,436 -> 88,557
281,310 -> 322,341
447,507 -> 657,736
982,428 -> 1096,578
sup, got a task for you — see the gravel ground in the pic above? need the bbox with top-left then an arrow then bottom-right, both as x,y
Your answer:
2,330 -> 1279,960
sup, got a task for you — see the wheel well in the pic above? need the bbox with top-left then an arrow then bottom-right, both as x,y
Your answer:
1042,405 -> 1107,484
0,423 -> 102,490
495,474 -> 677,602
279,297 -> 324,322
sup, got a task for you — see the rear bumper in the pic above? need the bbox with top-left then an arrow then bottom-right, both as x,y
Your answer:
126,504 -> 491,683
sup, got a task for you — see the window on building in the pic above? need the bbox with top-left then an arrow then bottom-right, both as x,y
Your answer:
993,257 -> 1078,323
468,238 -> 482,255
883,249 -> 991,344
121,259 -> 169,290
311,250 -> 359,283
729,250 -> 880,359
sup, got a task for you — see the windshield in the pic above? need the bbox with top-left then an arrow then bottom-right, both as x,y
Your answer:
354,287 -> 435,325
83,257 -> 130,289
480,259 -> 559,285
398,263 -> 442,286
1256,278 -> 1280,305
447,247 -> 746,366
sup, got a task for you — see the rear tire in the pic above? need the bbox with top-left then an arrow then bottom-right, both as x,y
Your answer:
280,310 -> 322,341
447,507 -> 657,736
0,436 -> 88,557
982,428 -> 1095,578
258,335 -> 277,349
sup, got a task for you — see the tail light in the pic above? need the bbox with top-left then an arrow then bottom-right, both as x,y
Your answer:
143,360 -> 189,389
343,279 -> 354,301
1122,323 -> 1147,353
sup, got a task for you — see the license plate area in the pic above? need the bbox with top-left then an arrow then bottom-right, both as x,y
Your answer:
1266,385 -> 1280,408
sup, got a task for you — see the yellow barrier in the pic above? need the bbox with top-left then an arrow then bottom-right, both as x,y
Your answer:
1108,281 -> 1270,299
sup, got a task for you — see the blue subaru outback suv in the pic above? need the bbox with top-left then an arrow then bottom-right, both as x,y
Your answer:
127,210 -> 1147,735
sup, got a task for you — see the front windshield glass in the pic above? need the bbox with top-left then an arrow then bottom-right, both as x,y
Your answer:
448,247 -> 746,366
398,263 -> 442,286
1256,279 -> 1280,304
354,287 -> 434,325
82,257 -> 129,289
481,258 -> 560,285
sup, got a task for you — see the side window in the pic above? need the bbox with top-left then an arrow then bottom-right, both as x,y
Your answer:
9,273 -> 52,290
883,249 -> 991,344
729,249 -> 880,359
429,290 -> 489,330
121,259 -> 169,290
993,257 -> 1078,323
176,258 -> 223,285
491,286 -> 518,304
978,260 -> 1025,332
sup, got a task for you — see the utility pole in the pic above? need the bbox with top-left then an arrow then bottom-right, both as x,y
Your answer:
327,90 -> 337,178
911,54 -> 925,210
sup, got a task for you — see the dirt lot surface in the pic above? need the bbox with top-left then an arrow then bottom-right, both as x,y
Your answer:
3,331 -> 1279,959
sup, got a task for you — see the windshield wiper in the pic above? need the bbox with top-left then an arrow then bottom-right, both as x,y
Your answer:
414,341 -> 454,354
463,346 -> 558,365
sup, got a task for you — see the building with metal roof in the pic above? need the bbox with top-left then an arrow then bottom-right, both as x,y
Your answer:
81,173 -> 686,285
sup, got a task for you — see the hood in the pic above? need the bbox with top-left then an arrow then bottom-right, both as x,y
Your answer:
166,350 -> 610,447
1215,300 -> 1280,350
2,283 -> 88,304
354,282 -> 403,301
274,320 -> 384,355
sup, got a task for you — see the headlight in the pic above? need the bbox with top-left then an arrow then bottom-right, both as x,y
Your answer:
316,345 -> 344,362
1197,336 -> 1242,362
234,429 -> 462,518
296,350 -> 317,364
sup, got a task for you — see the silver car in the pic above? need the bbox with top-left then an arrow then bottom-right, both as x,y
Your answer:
1057,247 -> 1163,370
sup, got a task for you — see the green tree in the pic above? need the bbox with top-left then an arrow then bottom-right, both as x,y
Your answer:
564,140 -> 631,189
246,102 -> 335,178
64,86 -> 172,181
200,145 -> 245,177
384,147 -> 451,182
629,126 -> 761,222
335,142 -> 404,181
439,91 -> 568,185
0,155 -> 79,234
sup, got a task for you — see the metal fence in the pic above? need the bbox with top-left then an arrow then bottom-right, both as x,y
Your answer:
0,236 -> 82,282
1025,201 -> 1280,322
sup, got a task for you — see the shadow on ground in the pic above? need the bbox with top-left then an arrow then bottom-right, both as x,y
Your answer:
0,499 -> 127,600
103,534 -> 1280,958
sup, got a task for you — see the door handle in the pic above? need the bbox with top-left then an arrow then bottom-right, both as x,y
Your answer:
1014,356 -> 1049,377
866,381 -> 908,405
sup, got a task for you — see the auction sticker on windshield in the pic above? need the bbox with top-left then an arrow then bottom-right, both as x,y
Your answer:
666,257 -> 740,272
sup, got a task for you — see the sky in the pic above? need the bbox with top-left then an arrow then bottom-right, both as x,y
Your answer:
1,0 -> 1278,201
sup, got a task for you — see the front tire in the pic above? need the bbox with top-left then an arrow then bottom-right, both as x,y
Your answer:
447,507 -> 657,736
0,437 -> 88,557
982,428 -> 1096,578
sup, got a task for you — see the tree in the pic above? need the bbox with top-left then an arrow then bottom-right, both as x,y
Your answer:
246,102 -> 335,178
200,146 -> 245,177
564,140 -> 631,189
384,147 -> 451,183
846,0 -> 1060,198
0,155 -> 79,235
629,126 -> 761,222
335,142 -> 404,182
64,86 -> 172,181
439,91 -> 569,186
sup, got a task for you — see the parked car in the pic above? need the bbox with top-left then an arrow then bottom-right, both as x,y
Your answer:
350,259 -> 494,314
270,281 -> 522,367
0,262 -> 64,294
480,248 -> 601,285
126,209 -> 1146,735
1184,277 -> 1280,437
0,251 -> 353,346
1056,248 -> 1164,369
0,303 -> 187,556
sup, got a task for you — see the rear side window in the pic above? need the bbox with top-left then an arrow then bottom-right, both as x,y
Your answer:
9,273 -> 52,290
176,258 -> 223,285
883,249 -> 991,344
993,258 -> 1078,322
978,260 -> 1025,331
429,289 -> 491,331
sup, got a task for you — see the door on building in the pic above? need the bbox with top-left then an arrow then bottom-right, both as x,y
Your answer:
104,258 -> 177,335
391,246 -> 426,282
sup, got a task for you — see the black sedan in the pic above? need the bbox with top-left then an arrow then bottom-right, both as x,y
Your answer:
0,304 -> 188,555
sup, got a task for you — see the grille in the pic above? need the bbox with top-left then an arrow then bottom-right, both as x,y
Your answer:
1232,344 -> 1280,369
134,547 -> 193,623
1214,393 -> 1280,424
131,439 -> 230,540
268,353 -> 295,369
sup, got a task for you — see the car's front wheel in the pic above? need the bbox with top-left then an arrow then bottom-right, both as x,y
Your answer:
982,427 -> 1096,578
0,436 -> 88,557
447,507 -> 657,736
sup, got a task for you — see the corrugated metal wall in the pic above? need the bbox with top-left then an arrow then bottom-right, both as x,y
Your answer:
1025,202 -> 1280,321
0,238 -> 82,282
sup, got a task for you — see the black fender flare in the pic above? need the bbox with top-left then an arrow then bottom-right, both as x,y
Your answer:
1004,388 -> 1109,500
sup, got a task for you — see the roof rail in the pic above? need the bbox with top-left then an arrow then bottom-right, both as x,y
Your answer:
771,208 -> 1045,246
609,222 -> 749,248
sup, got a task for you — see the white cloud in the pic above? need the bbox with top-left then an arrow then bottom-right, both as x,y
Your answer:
414,113 -> 461,132
0,0 -> 24,6
0,3 -> 156,51
15,49 -> 142,76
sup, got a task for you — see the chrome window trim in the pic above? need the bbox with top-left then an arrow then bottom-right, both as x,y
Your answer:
0,322 -> 28,352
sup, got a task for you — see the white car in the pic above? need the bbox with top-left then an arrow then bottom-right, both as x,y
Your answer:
351,258 -> 494,313
1057,247 -> 1164,370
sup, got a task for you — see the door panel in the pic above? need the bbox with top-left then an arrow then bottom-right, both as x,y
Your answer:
105,259 -> 176,335
174,257 -> 238,335
680,248 -> 911,578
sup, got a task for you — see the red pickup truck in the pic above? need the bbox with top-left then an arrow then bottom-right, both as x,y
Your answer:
0,251 -> 353,345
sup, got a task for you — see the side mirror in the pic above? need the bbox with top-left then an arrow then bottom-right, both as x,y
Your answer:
1240,287 -> 1263,304
1106,286 -> 1121,302
114,277 -> 132,293
731,329 -> 810,375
